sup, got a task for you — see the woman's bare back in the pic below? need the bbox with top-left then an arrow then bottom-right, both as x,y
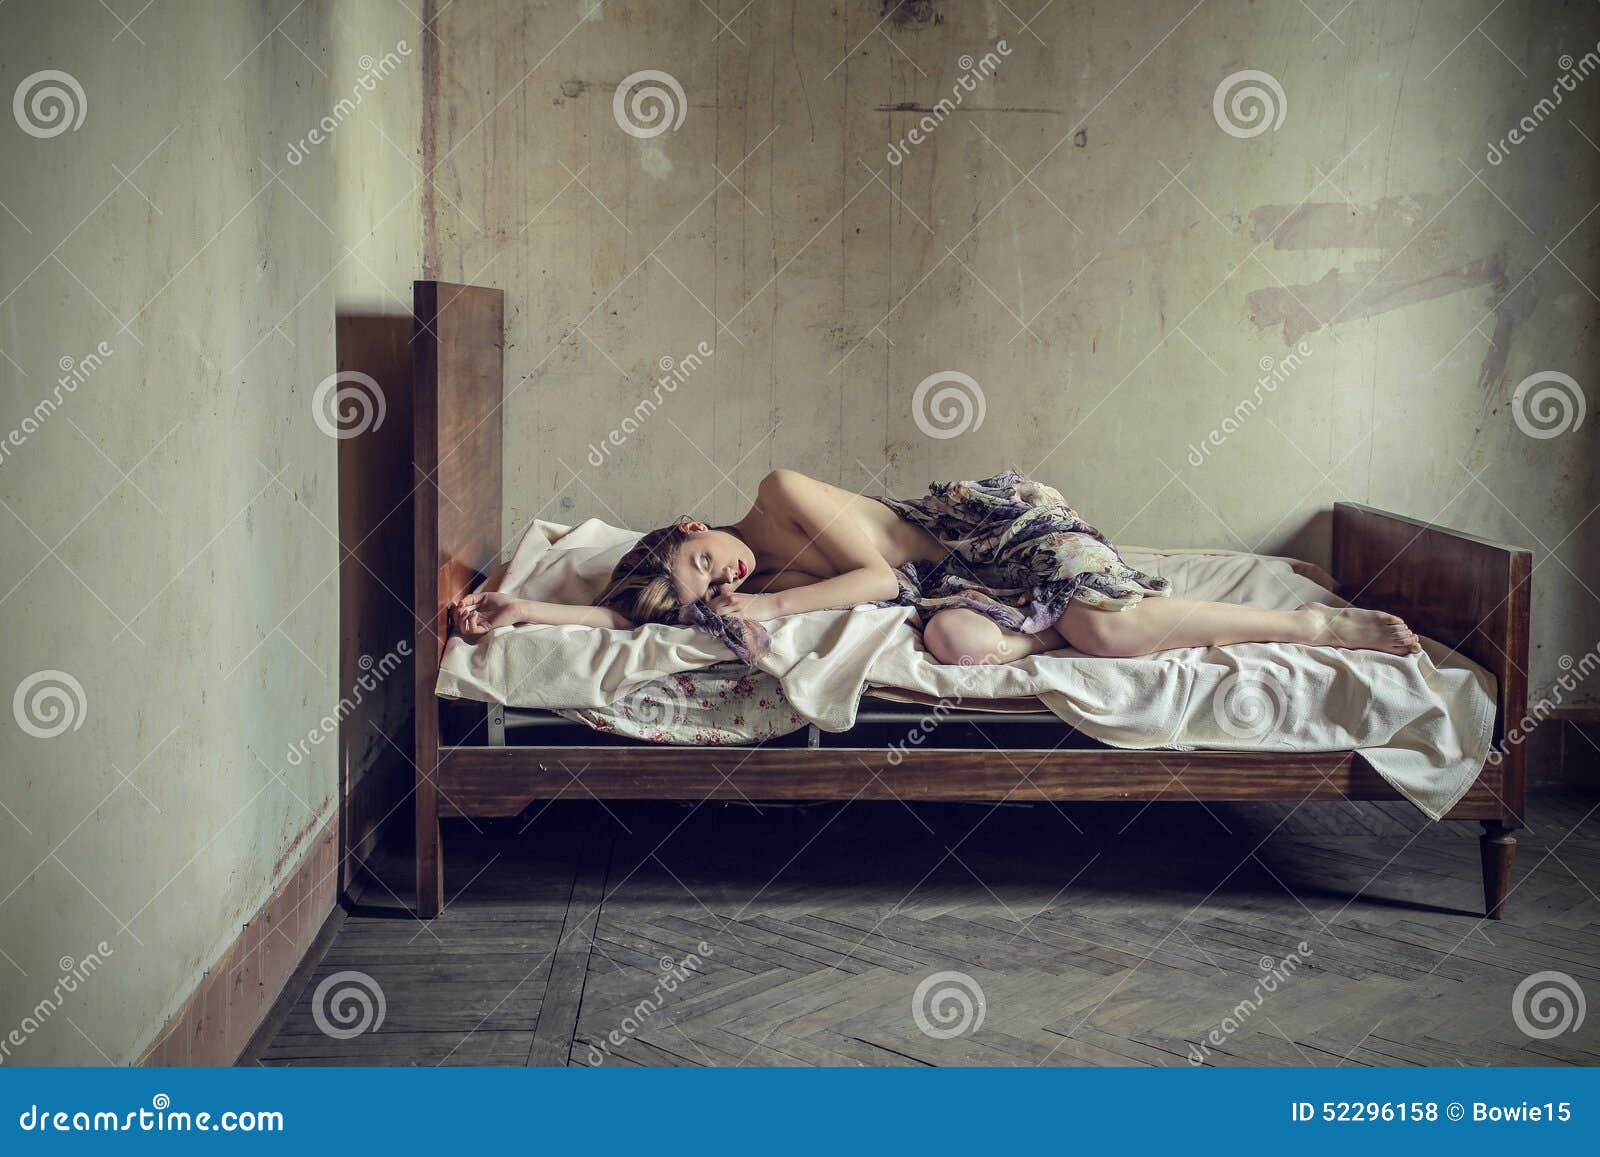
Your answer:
738,476 -> 945,592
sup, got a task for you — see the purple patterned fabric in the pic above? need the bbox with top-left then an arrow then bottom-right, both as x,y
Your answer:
675,598 -> 771,667
869,469 -> 1172,634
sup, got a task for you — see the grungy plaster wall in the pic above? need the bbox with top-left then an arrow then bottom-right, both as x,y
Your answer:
0,0 -> 420,1064
422,0 -> 1599,705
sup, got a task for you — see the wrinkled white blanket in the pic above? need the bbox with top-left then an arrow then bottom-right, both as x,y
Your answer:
436,518 -> 1497,819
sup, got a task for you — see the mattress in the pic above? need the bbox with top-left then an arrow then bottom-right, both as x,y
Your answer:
436,517 -> 1497,820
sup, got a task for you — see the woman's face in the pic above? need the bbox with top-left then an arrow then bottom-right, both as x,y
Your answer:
670,521 -> 755,602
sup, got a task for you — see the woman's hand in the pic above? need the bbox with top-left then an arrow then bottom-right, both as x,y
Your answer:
451,591 -> 524,641
451,593 -> 634,639
706,589 -> 783,622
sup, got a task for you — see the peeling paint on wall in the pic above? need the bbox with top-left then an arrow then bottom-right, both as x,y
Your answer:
1250,194 -> 1443,251
1246,195 -> 1534,400
1247,249 -> 1504,345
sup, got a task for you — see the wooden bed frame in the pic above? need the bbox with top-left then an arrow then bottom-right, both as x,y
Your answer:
411,280 -> 1532,921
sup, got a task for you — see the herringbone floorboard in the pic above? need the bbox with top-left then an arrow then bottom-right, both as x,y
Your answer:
247,792 -> 1600,1067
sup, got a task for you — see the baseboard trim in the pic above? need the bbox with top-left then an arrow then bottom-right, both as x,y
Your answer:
136,813 -> 339,1066
236,903 -> 346,1066
1526,715 -> 1600,791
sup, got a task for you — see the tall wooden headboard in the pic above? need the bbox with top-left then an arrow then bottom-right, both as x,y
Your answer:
412,280 -> 503,915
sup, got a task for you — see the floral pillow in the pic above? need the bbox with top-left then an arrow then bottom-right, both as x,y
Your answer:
557,664 -> 808,745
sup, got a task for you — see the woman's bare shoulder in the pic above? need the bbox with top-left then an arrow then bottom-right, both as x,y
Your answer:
757,467 -> 815,493
757,468 -> 858,505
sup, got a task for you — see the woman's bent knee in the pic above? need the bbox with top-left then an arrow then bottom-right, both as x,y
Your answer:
922,609 -> 999,665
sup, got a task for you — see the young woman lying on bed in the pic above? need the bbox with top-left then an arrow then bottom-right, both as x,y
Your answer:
450,469 -> 1422,665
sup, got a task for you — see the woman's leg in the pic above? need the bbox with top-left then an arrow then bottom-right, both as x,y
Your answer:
1055,596 -> 1420,657
921,598 -> 1422,665
922,608 -> 1063,665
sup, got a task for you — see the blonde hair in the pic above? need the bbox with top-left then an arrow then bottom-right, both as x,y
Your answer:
595,519 -> 771,665
594,521 -> 692,625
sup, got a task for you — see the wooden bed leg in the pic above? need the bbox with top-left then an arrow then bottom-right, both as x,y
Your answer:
1480,821 -> 1515,920
417,810 -> 443,919
415,689 -> 444,919
415,716 -> 443,919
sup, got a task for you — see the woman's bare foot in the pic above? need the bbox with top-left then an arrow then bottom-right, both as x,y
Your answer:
1298,602 -> 1421,655
450,592 -> 528,643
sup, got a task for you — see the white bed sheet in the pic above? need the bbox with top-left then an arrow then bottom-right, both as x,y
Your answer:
436,517 -> 1497,820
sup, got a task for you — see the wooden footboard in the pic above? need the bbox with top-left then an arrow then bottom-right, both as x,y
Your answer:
1332,502 -> 1531,917
1331,502 -> 1531,828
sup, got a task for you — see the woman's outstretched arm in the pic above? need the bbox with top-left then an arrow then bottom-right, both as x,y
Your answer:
451,590 -> 631,641
752,568 -> 899,617
709,470 -> 900,620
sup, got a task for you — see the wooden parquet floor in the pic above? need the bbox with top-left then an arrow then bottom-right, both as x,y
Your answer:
247,792 -> 1600,1067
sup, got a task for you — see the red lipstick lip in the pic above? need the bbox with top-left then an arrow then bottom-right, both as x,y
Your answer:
736,559 -> 747,579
